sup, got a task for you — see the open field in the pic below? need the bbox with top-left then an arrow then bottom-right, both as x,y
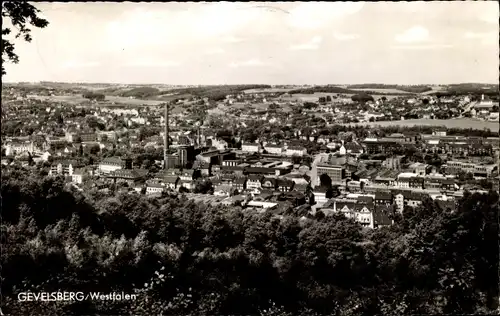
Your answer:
350,88 -> 412,94
27,94 -> 165,106
290,93 -> 355,102
347,118 -> 499,131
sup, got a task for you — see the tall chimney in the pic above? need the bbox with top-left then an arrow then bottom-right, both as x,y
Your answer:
197,127 -> 201,147
163,103 -> 169,169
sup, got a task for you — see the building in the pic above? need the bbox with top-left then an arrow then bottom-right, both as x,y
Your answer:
214,184 -> 236,197
264,144 -> 284,155
234,177 -> 247,192
247,175 -> 264,189
320,198 -> 375,228
98,131 -> 117,142
363,139 -> 402,155
146,183 -> 165,196
277,179 -> 294,192
71,169 -> 84,184
374,191 -> 393,206
107,169 -> 148,186
163,176 -> 179,190
5,141 -> 35,156
79,132 -> 98,143
285,146 -> 307,157
396,173 -> 425,189
446,160 -> 498,178
49,160 -> 80,176
408,162 -> 430,176
316,163 -> 344,184
241,143 -> 261,153
177,145 -> 195,168
99,157 -> 132,174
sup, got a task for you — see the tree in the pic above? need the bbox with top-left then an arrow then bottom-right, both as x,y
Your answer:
2,1 -> 49,75
319,173 -> 332,189
351,93 -> 374,103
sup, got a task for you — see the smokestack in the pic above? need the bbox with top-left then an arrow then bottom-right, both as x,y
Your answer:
197,127 -> 201,147
163,103 -> 169,169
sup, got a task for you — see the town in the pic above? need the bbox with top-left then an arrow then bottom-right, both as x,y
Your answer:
2,82 -> 499,230
2,1 -> 500,315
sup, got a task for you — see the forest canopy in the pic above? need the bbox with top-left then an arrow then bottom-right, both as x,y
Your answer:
1,167 -> 499,315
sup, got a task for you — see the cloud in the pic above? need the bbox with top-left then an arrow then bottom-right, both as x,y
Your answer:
395,26 -> 429,43
124,58 -> 181,67
222,36 -> 245,43
205,48 -> 225,55
229,59 -> 268,68
290,36 -> 322,50
104,4 -> 259,51
288,3 -> 364,29
334,33 -> 359,41
61,60 -> 100,68
192,3 -> 262,37
464,31 -> 497,45
391,44 -> 453,50
479,10 -> 499,24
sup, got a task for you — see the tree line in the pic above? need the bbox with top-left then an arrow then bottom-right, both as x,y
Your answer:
1,166 -> 499,315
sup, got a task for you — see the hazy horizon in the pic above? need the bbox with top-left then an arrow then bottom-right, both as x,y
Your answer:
3,2 -> 499,85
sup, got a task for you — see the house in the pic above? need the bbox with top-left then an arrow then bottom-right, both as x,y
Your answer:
146,183 -> 165,196
396,173 -> 424,189
333,201 -> 375,228
394,191 -> 427,212
179,169 -> 195,181
71,169 -> 84,184
285,146 -> 307,157
163,176 -> 180,190
99,157 -> 132,174
261,177 -> 278,191
5,141 -> 35,156
408,162 -> 430,176
214,184 -> 236,197
79,132 -> 98,143
277,179 -> 294,192
373,205 -> 394,228
107,169 -> 148,186
312,187 -> 328,205
344,142 -> 364,155
221,195 -> 246,207
247,174 -> 264,189
264,144 -> 283,155
241,143 -> 261,153
374,191 -> 393,206
234,177 -> 247,192
49,160 -> 80,176
193,160 -> 211,176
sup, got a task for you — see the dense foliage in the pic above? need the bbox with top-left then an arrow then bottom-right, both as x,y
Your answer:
351,93 -> 374,103
288,86 -> 356,94
1,167 -> 499,315
82,92 -> 105,101
119,87 -> 161,99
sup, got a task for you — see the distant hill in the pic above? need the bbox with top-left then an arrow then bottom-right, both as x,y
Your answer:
119,87 -> 161,98
287,85 -> 411,95
347,84 -> 432,93
166,85 -> 272,101
431,84 -> 499,97
287,86 -> 359,94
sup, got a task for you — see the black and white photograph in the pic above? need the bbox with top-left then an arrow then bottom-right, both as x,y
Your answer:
1,1 -> 499,315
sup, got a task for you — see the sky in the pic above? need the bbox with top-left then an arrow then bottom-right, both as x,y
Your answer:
3,1 -> 499,85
